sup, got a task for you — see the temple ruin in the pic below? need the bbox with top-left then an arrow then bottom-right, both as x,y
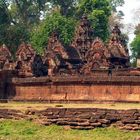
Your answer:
0,16 -> 140,103
0,17 -> 131,76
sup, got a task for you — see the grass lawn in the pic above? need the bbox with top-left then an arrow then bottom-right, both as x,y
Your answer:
0,120 -> 139,140
0,102 -> 140,111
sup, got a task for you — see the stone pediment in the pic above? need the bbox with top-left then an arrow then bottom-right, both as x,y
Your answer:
0,44 -> 12,62
16,43 -> 36,61
46,32 -> 68,60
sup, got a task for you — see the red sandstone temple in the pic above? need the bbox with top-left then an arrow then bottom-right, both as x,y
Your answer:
0,16 -> 130,76
1,16 -> 140,103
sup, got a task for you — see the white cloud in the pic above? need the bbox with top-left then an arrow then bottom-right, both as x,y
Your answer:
118,0 -> 140,43
122,0 -> 140,24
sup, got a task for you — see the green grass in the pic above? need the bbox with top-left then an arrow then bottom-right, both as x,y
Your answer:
1,102 -> 140,111
0,120 -> 139,140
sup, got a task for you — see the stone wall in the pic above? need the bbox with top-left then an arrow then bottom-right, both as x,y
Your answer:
33,108 -> 140,130
11,75 -> 140,102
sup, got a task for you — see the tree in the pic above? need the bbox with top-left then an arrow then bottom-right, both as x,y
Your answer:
0,0 -> 126,55
131,35 -> 140,60
110,0 -> 124,12
9,0 -> 47,27
77,0 -> 111,41
47,0 -> 78,17
0,0 -> 10,25
131,23 -> 140,61
0,0 -> 31,54
31,12 -> 77,53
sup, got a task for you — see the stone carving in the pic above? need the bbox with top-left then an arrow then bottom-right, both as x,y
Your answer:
0,19 -> 131,77
0,44 -> 12,69
80,38 -> 110,74
71,15 -> 93,62
86,38 -> 110,69
43,32 -> 71,76
15,42 -> 36,76
46,32 -> 68,59
16,42 -> 36,61
108,25 -> 130,68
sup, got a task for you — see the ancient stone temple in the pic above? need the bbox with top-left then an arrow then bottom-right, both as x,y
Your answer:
0,44 -> 12,70
1,16 -> 140,104
89,38 -> 110,69
71,15 -> 93,62
81,38 -> 110,74
15,42 -> 36,76
108,25 -> 130,68
43,32 -> 72,76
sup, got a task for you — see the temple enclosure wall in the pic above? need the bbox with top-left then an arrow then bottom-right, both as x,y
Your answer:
0,70 -> 140,103
10,75 -> 140,102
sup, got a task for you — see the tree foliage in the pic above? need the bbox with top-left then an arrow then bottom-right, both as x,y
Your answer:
77,0 -> 111,41
131,23 -> 140,61
0,0 -> 10,25
47,0 -> 78,17
31,12 -> 76,53
131,35 -> 140,60
0,0 -> 125,54
110,0 -> 125,12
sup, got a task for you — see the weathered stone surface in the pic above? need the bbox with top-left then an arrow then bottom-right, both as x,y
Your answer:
31,108 -> 140,130
43,32 -> 71,76
10,75 -> 140,102
98,119 -> 110,124
15,42 -> 36,77
108,25 -> 130,68
0,108 -> 140,131
71,15 -> 93,62
90,122 -> 102,127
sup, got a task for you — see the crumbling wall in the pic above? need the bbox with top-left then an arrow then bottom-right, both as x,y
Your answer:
0,108 -> 139,131
33,108 -> 140,130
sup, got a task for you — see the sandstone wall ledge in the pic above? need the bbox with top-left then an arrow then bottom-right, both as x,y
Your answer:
10,76 -> 140,102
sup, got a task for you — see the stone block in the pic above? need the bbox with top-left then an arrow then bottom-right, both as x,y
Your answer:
90,122 -> 102,127
98,119 -> 110,124
122,118 -> 136,124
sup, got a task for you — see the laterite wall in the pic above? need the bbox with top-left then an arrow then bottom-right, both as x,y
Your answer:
10,76 -> 140,102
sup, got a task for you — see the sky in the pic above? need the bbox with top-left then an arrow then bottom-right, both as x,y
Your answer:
119,0 -> 140,42
122,0 -> 140,24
